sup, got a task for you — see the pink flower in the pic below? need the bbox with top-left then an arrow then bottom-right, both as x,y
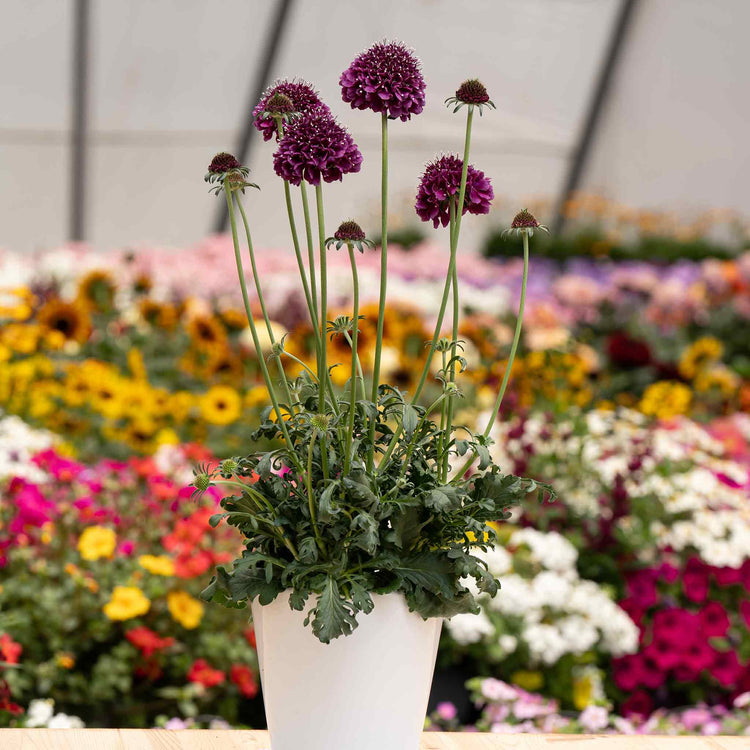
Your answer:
645,638 -> 682,671
435,702 -> 457,721
613,655 -> 640,691
699,602 -> 730,637
683,557 -> 710,603
626,570 -> 658,609
682,640 -> 714,675
713,566 -> 742,587
681,706 -> 712,731
579,705 -> 609,732
711,650 -> 743,687
620,691 -> 652,718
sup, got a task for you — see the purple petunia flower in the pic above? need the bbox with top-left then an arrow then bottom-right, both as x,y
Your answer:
273,111 -> 363,187
340,41 -> 425,121
253,79 -> 330,141
415,154 -> 494,228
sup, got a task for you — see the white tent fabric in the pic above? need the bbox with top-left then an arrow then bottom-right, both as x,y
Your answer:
0,0 -> 747,254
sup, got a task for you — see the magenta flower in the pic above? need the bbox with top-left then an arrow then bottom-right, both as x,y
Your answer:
273,111 -> 362,187
340,41 -> 425,121
699,601 -> 730,637
415,154 -> 493,228
253,79 -> 330,141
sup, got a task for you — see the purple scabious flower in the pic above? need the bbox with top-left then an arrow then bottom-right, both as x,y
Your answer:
340,41 -> 425,121
253,79 -> 330,141
415,155 -> 494,228
273,111 -> 362,186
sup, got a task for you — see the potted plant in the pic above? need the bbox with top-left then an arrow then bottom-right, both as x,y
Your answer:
195,41 -> 553,750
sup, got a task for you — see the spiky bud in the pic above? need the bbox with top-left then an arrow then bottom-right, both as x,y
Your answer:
208,152 -> 241,174
455,79 -> 490,105
221,458 -> 238,475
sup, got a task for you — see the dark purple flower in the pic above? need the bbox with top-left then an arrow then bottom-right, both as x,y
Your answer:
414,154 -> 493,228
455,79 -> 490,105
207,152 -> 241,174
273,111 -> 362,187
253,79 -> 329,141
511,209 -> 540,229
340,41 -> 425,121
334,220 -> 366,242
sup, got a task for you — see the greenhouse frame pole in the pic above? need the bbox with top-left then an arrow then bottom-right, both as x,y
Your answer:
70,0 -> 91,242
213,0 -> 296,233
552,0 -> 640,234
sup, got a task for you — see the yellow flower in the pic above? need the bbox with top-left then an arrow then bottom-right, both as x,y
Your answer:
244,385 -> 269,410
511,670 -> 544,692
78,526 -> 117,561
679,336 -> 723,379
694,365 -> 739,397
167,590 -> 204,629
103,586 -> 150,621
156,428 -> 180,447
56,653 -> 75,670
639,381 -> 692,420
200,385 -> 242,425
573,673 -> 594,709
139,554 -> 175,577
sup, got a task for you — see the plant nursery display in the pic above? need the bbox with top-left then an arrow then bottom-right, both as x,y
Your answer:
0,41 -> 749,744
193,42 -> 554,750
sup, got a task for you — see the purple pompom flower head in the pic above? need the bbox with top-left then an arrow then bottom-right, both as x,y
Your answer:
253,79 -> 330,141
340,41 -> 425,121
273,111 -> 362,187
415,154 -> 494,228
505,208 -> 549,238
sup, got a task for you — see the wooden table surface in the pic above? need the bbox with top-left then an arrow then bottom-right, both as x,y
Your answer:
0,730 -> 747,749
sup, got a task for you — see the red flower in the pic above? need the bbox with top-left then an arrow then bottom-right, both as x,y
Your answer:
620,690 -> 653,718
0,680 -> 23,716
652,608 -> 699,642
175,550 -> 213,579
711,650 -> 743,688
126,627 -> 175,658
606,332 -> 652,369
0,634 -> 22,665
699,602 -> 730,637
637,652 -> 665,689
230,664 -> 259,698
244,627 -> 257,650
187,659 -> 225,688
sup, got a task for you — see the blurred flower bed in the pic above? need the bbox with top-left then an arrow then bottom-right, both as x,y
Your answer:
484,194 -> 749,263
0,241 -> 748,461
0,416 -> 259,727
1,237 -> 749,730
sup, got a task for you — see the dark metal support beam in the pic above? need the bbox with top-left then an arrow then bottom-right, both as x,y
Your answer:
212,0 -> 296,233
70,0 -> 91,242
552,0 -> 640,234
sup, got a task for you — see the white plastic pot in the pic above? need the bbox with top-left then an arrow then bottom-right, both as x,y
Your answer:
251,591 -> 442,750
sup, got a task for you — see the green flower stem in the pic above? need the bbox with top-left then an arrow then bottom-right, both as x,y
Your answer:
300,183 -> 318,322
235,198 -> 296,413
278,120 -> 319,345
344,331 -> 365,397
225,189 -> 301,472
282,351 -> 319,382
379,107 -> 475,475
438,349 -> 448,465
397,394 -> 447,480
344,243 -> 360,474
315,183 -> 329,413
443,200 -> 460,481
366,112 -> 390,471
306,434 -> 325,554
453,231 -> 530,481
